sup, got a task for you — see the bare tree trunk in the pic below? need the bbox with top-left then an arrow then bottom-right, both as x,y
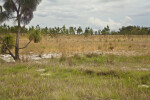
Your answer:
15,13 -> 20,61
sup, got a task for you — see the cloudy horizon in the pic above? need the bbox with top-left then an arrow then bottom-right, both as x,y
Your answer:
0,0 -> 150,30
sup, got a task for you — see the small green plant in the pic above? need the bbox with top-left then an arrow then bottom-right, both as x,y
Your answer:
141,74 -> 150,84
29,29 -> 42,43
1,35 -> 15,53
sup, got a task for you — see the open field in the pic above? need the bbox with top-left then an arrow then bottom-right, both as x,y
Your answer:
0,54 -> 150,100
18,35 -> 150,56
0,0 -> 150,99
0,35 -> 150,99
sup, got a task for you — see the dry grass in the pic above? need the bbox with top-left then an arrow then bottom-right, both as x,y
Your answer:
18,35 -> 150,56
0,54 -> 150,100
0,35 -> 150,99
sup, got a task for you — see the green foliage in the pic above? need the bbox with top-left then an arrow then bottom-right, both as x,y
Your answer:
69,27 -> 75,34
111,30 -> 119,35
0,24 -> 150,35
0,0 -> 42,24
119,26 -> 150,35
90,28 -> 94,35
84,27 -> 90,37
0,57 -> 149,99
1,35 -> 15,53
98,29 -> 101,35
0,6 -> 2,12
0,65 -> 27,74
101,25 -> 110,35
77,26 -> 83,35
0,53 -> 150,99
61,25 -> 68,34
29,29 -> 42,43
141,74 -> 150,84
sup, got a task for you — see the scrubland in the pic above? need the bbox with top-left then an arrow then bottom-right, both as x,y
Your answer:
0,35 -> 150,100
18,35 -> 150,55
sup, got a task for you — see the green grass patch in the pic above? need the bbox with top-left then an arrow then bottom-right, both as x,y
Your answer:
0,55 -> 150,100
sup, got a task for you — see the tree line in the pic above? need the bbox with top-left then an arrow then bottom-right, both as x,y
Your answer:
0,24 -> 150,35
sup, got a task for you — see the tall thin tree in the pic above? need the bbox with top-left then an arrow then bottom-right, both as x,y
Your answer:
0,0 -> 42,61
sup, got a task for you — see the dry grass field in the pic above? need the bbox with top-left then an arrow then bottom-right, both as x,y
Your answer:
19,35 -> 150,56
0,35 -> 150,100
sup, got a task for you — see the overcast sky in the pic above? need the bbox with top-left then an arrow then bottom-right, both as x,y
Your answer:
0,0 -> 150,30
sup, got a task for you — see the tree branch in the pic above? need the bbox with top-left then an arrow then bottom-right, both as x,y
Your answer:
18,0 -> 21,13
19,40 -> 32,49
10,0 -> 18,12
0,6 -> 2,12
3,42 -> 15,60
0,36 -> 15,59
9,16 -> 17,19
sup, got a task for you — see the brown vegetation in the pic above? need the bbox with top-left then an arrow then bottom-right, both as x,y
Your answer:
18,35 -> 150,56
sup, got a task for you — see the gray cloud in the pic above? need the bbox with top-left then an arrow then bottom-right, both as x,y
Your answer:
0,0 -> 150,30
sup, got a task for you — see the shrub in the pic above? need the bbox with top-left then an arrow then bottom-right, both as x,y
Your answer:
1,34 -> 15,53
86,53 -> 99,58
29,29 -> 42,43
109,46 -> 114,50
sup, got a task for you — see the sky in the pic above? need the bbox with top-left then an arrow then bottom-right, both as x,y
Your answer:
0,0 -> 150,30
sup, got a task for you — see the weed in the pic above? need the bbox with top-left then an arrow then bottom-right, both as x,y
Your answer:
59,54 -> 67,62
109,46 -> 114,50
86,53 -> 99,58
141,74 -> 150,84
67,57 -> 73,66
128,45 -> 132,49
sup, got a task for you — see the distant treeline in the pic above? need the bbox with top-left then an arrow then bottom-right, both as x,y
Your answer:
0,24 -> 150,35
